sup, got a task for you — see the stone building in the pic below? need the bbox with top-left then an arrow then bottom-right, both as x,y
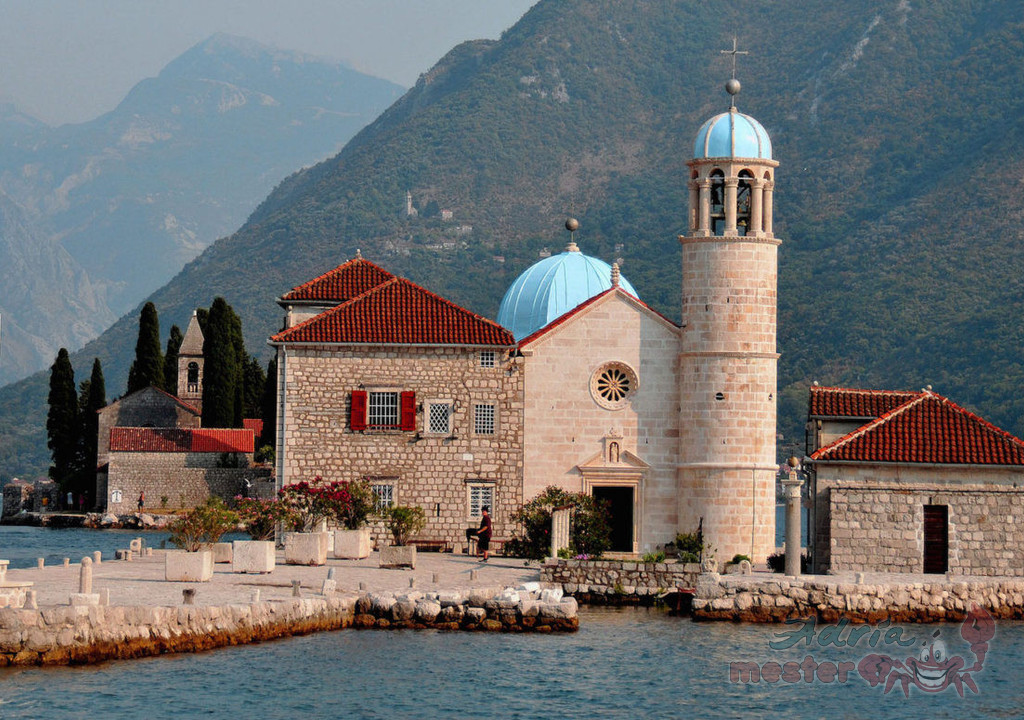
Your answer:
806,385 -> 1024,576
271,75 -> 781,561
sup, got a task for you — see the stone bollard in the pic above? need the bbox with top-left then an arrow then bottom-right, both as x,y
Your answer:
183,588 -> 196,605
63,558 -> 70,568
855,572 -> 865,584
359,581 -> 367,591
321,578 -> 337,595
432,573 -> 439,584
37,558 -> 44,570
327,568 -> 336,580
145,548 -> 153,557
250,589 -> 261,603
470,570 -> 479,581
292,580 -> 302,597
27,590 -> 38,610
79,557 -> 93,594
409,577 -> 416,588
93,550 -> 102,565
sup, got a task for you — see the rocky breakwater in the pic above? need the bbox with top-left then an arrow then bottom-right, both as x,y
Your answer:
541,558 -> 700,605
352,582 -> 578,633
693,570 -> 1024,623
0,596 -> 357,667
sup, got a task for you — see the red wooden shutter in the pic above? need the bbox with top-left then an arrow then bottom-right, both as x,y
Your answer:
400,391 -> 416,431
350,390 -> 367,431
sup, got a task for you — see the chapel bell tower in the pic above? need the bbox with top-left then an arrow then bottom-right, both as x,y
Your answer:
677,42 -> 779,564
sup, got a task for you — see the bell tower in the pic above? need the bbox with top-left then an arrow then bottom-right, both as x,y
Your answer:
177,310 -> 205,414
677,41 -> 779,563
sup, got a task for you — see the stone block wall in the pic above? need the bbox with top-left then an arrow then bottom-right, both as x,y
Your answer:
277,345 -> 522,549
814,465 -> 1024,576
97,388 -> 200,468
105,451 -> 266,513
541,558 -> 700,602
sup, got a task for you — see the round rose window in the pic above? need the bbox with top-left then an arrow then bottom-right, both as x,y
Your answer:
590,362 -> 638,409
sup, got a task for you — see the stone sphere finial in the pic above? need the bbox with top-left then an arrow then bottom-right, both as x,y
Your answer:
787,456 -> 800,468
565,217 -> 579,232
726,78 -> 741,96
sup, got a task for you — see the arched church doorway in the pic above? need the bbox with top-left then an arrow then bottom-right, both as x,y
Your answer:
593,486 -> 634,553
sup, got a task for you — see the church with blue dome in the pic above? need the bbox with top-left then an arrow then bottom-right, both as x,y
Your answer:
269,68 -> 780,564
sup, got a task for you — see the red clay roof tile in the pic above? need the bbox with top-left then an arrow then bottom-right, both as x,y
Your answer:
811,392 -> 1024,465
279,257 -> 394,303
808,386 -> 921,418
271,277 -> 516,347
109,427 -> 254,454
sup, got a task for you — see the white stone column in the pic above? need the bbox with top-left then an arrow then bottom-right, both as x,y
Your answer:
688,181 -> 700,234
79,557 -> 93,594
750,179 -> 764,236
698,179 -> 711,236
763,181 -> 775,236
550,506 -> 571,558
724,178 -> 738,236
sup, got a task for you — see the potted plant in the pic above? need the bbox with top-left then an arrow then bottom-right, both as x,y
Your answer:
329,479 -> 375,559
232,496 -> 284,573
165,498 -> 239,582
380,505 -> 426,569
278,478 -> 334,565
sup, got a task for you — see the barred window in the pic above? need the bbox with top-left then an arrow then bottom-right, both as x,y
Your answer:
468,484 -> 494,519
428,403 -> 452,434
474,403 -> 496,435
371,483 -> 394,513
368,391 -> 399,428
479,350 -> 496,368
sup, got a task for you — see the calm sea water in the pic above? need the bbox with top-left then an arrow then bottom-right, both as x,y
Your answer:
1,528 -> 1021,718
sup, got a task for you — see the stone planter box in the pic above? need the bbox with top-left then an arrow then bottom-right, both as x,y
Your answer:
380,544 -> 416,569
164,550 -> 214,582
212,542 -> 233,564
284,532 -> 329,566
232,540 -> 276,573
333,527 -> 372,559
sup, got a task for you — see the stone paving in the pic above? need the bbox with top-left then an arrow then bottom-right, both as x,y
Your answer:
4,549 -> 541,609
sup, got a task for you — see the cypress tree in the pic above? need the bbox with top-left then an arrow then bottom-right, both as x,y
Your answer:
126,302 -> 164,394
260,356 -> 278,448
243,356 -> 266,421
162,324 -> 183,395
76,358 -> 107,499
46,348 -> 78,488
229,307 -> 246,428
201,297 -> 237,428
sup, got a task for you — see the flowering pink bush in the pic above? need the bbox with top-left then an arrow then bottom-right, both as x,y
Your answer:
278,476 -> 374,532
233,496 -> 287,540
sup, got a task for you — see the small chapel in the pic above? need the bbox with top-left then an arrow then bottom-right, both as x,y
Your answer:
270,72 -> 781,561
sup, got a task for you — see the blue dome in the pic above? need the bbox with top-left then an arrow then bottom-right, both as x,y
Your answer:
498,245 -> 639,341
693,108 -> 772,159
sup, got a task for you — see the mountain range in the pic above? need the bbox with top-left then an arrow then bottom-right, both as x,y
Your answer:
3,0 -> 1024,479
0,33 -> 403,386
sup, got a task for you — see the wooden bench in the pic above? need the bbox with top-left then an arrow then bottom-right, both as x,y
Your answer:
409,539 -> 452,553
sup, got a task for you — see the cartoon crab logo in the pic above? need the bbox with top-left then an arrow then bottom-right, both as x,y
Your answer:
858,604 -> 995,697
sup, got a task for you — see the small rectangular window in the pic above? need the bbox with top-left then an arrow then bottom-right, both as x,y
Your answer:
468,484 -> 494,519
371,483 -> 394,513
479,350 -> 496,368
428,402 -> 452,434
368,391 -> 399,428
474,403 -> 496,435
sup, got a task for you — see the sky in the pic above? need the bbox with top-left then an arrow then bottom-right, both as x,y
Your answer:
0,0 -> 538,126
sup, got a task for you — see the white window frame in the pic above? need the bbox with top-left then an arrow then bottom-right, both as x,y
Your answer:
426,400 -> 453,435
473,403 -> 496,436
369,480 -> 396,513
367,390 -> 400,428
467,482 -> 494,521
479,350 -> 496,368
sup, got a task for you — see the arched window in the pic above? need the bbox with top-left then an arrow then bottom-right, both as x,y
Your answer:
187,362 -> 200,393
709,169 -> 726,236
737,170 -> 754,235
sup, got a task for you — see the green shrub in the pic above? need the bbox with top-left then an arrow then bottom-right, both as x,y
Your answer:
385,505 -> 426,546
504,486 -> 612,560
678,551 -> 699,564
730,553 -> 752,565
641,551 -> 666,563
169,497 -> 239,552
674,530 -> 705,557
767,551 -> 810,573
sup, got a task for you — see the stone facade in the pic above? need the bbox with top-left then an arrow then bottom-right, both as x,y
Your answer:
815,466 -> 1024,576
520,292 -> 680,552
277,345 -> 523,548
541,558 -> 700,602
105,450 -> 269,514
96,387 -> 201,469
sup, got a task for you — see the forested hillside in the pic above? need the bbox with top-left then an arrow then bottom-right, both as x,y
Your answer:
3,0 -> 1024,477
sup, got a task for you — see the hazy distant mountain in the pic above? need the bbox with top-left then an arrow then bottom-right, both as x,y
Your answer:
0,33 -> 403,386
4,0 -> 1024,478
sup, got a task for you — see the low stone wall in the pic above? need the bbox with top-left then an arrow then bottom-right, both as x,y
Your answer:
0,585 -> 577,667
541,558 -> 701,604
693,573 -> 1024,623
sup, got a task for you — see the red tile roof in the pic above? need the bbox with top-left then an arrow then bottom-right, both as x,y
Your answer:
109,427 -> 255,454
243,418 -> 264,438
811,391 -> 1024,466
808,386 -> 921,418
271,277 -> 516,347
517,287 -> 679,348
279,257 -> 394,303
